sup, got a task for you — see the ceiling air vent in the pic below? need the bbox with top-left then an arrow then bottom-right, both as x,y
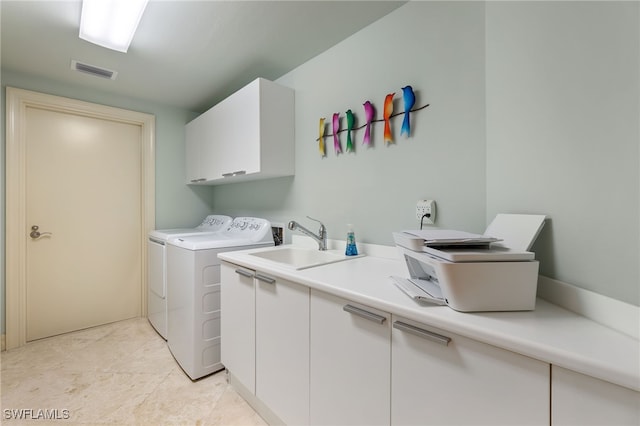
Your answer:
71,60 -> 118,80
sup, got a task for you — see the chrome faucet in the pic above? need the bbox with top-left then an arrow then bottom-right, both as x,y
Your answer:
288,216 -> 327,251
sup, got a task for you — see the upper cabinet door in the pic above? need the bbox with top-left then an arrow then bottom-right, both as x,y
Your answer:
211,79 -> 261,178
184,113 -> 204,183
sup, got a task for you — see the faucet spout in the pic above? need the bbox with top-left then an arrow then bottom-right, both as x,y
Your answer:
288,217 -> 327,251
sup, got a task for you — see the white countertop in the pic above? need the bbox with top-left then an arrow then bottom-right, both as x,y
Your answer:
218,245 -> 640,392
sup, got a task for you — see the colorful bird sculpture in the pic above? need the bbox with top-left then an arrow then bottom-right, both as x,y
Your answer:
362,101 -> 374,146
318,117 -> 326,156
332,113 -> 342,154
401,85 -> 415,137
345,109 -> 355,152
383,93 -> 395,144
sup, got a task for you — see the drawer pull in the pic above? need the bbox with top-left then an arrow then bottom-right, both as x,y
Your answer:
343,304 -> 386,324
393,321 -> 451,346
234,269 -> 254,278
255,274 -> 276,284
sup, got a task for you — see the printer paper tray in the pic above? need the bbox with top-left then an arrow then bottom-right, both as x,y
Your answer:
390,276 -> 446,306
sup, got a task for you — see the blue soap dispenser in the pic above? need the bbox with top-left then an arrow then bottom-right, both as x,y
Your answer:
345,224 -> 358,256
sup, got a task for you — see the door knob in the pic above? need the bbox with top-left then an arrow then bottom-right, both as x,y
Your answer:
30,225 -> 52,239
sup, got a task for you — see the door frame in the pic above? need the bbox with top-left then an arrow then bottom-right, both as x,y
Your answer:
5,87 -> 155,349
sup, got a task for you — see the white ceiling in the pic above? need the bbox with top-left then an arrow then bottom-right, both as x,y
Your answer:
1,0 -> 406,112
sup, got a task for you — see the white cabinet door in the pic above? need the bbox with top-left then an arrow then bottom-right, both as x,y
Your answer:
392,315 -> 549,426
211,79 -> 260,178
184,113 -> 204,183
220,263 -> 256,393
552,366 -> 639,426
309,290 -> 390,426
255,272 -> 309,426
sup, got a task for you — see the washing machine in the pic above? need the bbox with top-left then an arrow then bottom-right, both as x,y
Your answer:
166,217 -> 274,380
147,214 -> 233,339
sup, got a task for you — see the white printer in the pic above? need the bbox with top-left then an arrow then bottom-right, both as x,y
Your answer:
392,214 -> 546,312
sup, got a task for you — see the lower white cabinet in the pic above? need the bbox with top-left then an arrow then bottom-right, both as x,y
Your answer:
551,366 -> 639,426
255,272 -> 310,426
309,290 -> 391,425
220,263 -> 256,393
223,261 -> 635,426
221,262 -> 310,425
391,315 -> 550,426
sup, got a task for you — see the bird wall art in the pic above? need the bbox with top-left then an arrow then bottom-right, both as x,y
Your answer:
401,85 -> 416,137
332,113 -> 341,154
383,92 -> 395,145
315,84 -> 429,157
318,117 -> 326,157
345,109 -> 355,152
362,101 -> 374,146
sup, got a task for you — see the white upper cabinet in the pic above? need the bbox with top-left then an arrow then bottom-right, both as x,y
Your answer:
185,78 -> 294,185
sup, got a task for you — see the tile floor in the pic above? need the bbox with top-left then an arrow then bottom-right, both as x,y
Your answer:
1,318 -> 267,425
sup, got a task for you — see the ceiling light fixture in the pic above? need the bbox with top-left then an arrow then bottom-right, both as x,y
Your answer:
79,0 -> 149,53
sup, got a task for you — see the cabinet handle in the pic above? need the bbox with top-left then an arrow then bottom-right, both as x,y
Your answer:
235,269 -> 254,278
255,274 -> 276,284
393,321 -> 451,346
343,304 -> 386,324
222,170 -> 247,178
190,178 -> 206,183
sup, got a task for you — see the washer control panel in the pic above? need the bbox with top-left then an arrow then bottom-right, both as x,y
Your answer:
197,215 -> 233,230
227,217 -> 272,242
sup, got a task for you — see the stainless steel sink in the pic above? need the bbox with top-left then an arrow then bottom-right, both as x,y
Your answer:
249,247 -> 360,270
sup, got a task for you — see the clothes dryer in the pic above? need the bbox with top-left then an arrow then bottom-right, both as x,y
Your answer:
148,215 -> 232,339
166,217 -> 274,380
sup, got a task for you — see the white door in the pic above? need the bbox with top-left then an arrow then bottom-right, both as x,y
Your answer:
5,87 -> 155,347
25,107 -> 142,341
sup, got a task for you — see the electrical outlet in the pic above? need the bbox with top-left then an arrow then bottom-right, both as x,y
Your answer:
416,200 -> 436,224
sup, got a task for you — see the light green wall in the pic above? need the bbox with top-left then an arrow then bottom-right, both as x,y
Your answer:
212,1 -> 639,306
211,1 -> 488,243
485,1 -> 639,305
